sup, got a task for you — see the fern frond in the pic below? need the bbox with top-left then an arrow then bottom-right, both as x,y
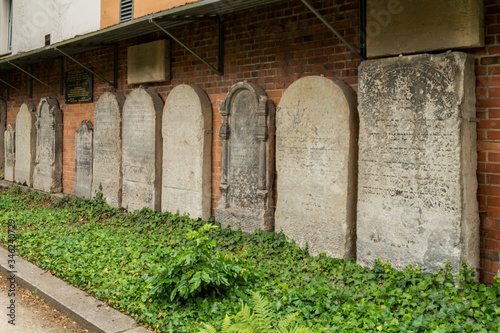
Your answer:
197,323 -> 218,333
251,292 -> 272,332
288,327 -> 312,333
276,313 -> 298,333
220,315 -> 232,333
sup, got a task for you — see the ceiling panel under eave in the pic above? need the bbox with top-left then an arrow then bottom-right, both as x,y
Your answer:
0,0 -> 286,73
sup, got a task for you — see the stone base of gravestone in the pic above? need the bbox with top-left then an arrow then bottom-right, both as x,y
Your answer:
74,121 -> 93,199
4,123 -> 15,182
15,103 -> 37,187
216,205 -> 274,234
357,52 -> 479,274
275,76 -> 358,259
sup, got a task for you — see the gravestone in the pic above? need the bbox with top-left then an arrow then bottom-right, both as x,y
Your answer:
92,92 -> 125,207
4,123 -> 15,182
15,103 -> 37,186
275,76 -> 358,259
162,84 -> 212,220
357,52 -> 479,274
33,97 -> 63,193
74,121 -> 93,198
215,82 -> 275,233
122,88 -> 163,211
0,98 -> 6,179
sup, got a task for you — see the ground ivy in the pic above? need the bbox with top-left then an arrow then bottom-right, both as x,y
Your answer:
0,186 -> 498,332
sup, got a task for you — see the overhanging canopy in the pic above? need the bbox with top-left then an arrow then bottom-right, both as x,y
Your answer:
0,0 -> 284,72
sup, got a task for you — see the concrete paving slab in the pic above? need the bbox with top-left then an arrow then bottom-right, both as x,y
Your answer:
0,247 -> 149,333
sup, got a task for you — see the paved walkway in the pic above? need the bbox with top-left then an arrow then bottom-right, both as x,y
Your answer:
0,247 -> 151,333
0,273 -> 90,332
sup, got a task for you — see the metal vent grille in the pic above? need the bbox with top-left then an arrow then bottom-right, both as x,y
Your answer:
119,0 -> 134,22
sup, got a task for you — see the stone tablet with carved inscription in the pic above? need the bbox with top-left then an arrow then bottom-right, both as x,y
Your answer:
75,121 -> 93,199
4,123 -> 15,182
92,92 -> 125,207
275,76 -> 358,259
122,88 -> 163,211
215,82 -> 275,233
357,52 -> 479,274
0,98 -> 6,179
15,103 -> 37,187
162,84 -> 212,220
33,98 -> 63,193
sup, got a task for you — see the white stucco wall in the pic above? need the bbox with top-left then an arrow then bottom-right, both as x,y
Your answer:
10,0 -> 100,54
0,0 -> 11,55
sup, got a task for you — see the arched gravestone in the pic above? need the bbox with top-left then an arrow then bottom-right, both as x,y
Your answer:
4,123 -> 15,182
122,88 -> 163,211
215,82 -> 275,233
0,98 -> 6,179
15,103 -> 37,186
33,97 -> 63,193
75,121 -> 93,199
92,92 -> 125,207
275,76 -> 358,259
162,84 -> 212,220
357,52 -> 479,274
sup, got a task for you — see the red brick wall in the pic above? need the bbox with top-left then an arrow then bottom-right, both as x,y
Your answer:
1,0 -> 361,200
471,0 -> 500,284
1,0 -> 499,283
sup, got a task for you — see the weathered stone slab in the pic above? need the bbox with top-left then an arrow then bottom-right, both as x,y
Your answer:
366,0 -> 484,58
92,92 -> 125,207
275,76 -> 358,259
0,98 -> 6,179
74,121 -> 93,199
162,84 -> 212,220
15,103 -> 37,187
33,98 -> 63,193
215,82 -> 275,233
127,40 -> 170,84
4,123 -> 15,182
122,88 -> 163,211
357,52 -> 479,274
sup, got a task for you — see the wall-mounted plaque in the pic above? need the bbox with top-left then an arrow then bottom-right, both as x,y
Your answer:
65,69 -> 93,104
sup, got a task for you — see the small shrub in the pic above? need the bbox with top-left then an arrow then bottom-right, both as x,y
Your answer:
147,223 -> 258,301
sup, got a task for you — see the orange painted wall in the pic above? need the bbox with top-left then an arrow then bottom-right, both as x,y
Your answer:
101,0 -> 202,28
133,0 -> 201,19
101,0 -> 120,29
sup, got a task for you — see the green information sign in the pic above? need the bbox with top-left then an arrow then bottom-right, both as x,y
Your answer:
65,69 -> 93,104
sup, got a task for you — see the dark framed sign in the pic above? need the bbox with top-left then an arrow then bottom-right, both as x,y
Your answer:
65,69 -> 93,104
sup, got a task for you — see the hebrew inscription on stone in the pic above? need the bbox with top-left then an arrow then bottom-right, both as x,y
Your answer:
0,98 -> 6,179
162,84 -> 212,220
92,92 -> 125,207
122,88 -> 163,211
4,123 -> 15,182
215,82 -> 275,233
33,98 -> 63,193
75,120 -> 93,198
357,52 -> 479,274
275,76 -> 358,259
15,103 -> 37,186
